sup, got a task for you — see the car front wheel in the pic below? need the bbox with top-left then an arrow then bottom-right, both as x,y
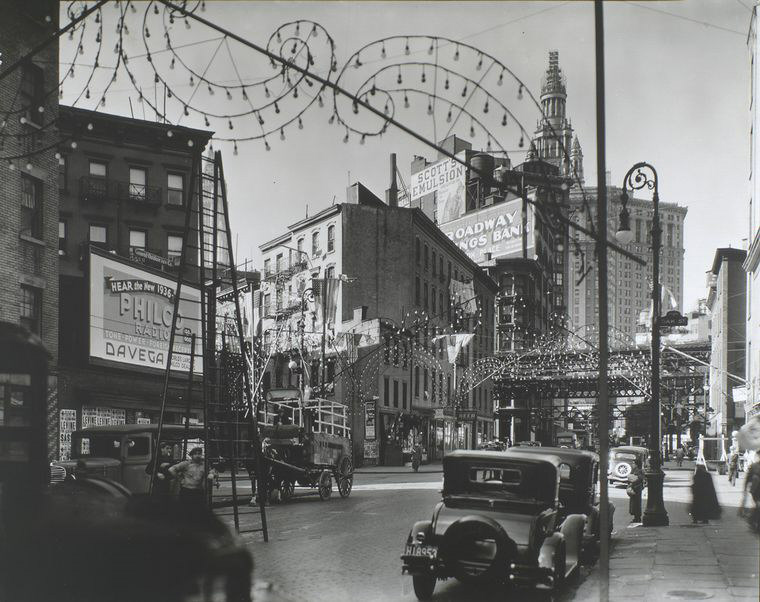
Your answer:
412,574 -> 436,600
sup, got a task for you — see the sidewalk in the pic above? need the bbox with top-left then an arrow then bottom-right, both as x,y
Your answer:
573,469 -> 759,602
354,461 -> 443,474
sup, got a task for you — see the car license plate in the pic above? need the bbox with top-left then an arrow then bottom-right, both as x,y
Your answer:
405,544 -> 437,558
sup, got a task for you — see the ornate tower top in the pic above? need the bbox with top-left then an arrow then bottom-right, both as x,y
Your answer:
541,50 -> 567,98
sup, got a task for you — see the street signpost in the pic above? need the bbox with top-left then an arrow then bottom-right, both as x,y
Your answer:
658,310 -> 688,328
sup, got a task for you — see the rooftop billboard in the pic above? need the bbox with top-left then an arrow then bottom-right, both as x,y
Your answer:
89,249 -> 203,373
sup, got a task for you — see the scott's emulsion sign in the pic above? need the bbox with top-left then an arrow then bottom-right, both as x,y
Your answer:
442,198 -> 534,263
89,250 -> 202,373
410,153 -> 467,223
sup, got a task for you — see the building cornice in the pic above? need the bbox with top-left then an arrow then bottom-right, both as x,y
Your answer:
743,230 -> 760,273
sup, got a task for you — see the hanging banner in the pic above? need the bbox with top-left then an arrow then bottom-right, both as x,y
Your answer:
312,277 -> 341,326
89,248 -> 203,373
434,333 -> 475,364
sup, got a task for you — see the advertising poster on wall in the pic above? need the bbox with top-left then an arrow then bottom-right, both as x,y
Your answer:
59,409 -> 77,461
441,197 -> 534,264
89,249 -> 203,373
410,152 -> 467,222
364,400 -> 376,440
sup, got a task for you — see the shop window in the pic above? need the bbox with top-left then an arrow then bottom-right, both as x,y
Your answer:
20,285 -> 41,335
167,173 -> 184,205
167,235 -> 183,259
20,175 -> 42,239
383,376 -> 390,406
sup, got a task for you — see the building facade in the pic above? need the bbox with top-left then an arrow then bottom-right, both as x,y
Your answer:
55,106 -> 212,460
0,1 -> 61,458
257,182 -> 497,465
745,7 -> 760,422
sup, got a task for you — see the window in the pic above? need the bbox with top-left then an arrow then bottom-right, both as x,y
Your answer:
89,224 -> 107,244
414,366 -> 420,397
439,256 -> 444,278
129,167 -> 147,200
423,369 -> 428,399
276,253 -> 284,272
432,251 -> 437,276
312,231 -> 320,256
89,161 -> 107,178
263,293 -> 271,316
393,380 -> 399,408
402,382 -> 408,410
432,286 -> 437,313
423,283 -> 428,310
129,229 -> 146,250
263,258 -> 271,276
297,238 -> 304,256
383,376 -> 390,406
325,265 -> 335,279
167,235 -> 183,259
415,277 -> 421,306
20,285 -> 41,335
20,63 -> 43,126
424,244 -> 429,270
167,173 -> 184,205
58,221 -> 67,256
432,368 -> 437,402
20,175 -> 42,238
327,225 -> 335,252
58,155 -> 67,191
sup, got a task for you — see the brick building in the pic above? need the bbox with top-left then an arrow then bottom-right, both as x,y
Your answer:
0,1 -> 60,458
257,181 -> 497,465
54,106 -> 211,460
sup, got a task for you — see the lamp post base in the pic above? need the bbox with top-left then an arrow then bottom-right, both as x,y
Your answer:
642,469 -> 669,526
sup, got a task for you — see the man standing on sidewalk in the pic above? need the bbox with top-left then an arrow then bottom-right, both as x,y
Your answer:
169,447 -> 216,504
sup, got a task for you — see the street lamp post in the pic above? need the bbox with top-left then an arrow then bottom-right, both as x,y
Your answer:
616,162 -> 669,527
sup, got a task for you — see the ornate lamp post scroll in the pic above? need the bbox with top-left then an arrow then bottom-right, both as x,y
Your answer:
616,162 -> 669,527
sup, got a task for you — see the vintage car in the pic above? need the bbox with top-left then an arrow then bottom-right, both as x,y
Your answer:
52,424 -> 205,493
401,450 -> 586,600
506,446 -> 615,553
608,446 -> 649,485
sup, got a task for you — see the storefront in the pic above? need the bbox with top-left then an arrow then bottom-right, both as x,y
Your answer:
432,407 -> 457,459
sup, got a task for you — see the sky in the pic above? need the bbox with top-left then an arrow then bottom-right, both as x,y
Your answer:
59,0 -> 754,311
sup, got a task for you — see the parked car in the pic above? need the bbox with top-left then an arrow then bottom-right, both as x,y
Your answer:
608,446 -> 649,485
52,424 -> 205,493
401,450 -> 585,600
506,446 -> 615,554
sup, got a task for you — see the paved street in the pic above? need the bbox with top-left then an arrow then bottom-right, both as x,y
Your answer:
215,462 -> 759,601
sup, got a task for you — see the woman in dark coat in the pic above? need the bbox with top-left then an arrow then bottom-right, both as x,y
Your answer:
628,457 -> 645,523
691,464 -> 722,523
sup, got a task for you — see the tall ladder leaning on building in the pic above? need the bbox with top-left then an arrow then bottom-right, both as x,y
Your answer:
150,149 -> 269,541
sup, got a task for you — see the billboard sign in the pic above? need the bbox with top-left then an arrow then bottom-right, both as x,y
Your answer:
410,153 -> 467,222
442,198 -> 534,263
89,249 -> 202,373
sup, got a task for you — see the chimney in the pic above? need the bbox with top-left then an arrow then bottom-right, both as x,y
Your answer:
385,153 -> 398,207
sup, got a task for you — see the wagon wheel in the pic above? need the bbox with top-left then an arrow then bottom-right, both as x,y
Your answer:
317,470 -> 332,501
280,479 -> 295,502
336,456 -> 354,498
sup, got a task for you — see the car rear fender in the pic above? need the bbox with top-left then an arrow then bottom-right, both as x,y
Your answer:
407,520 -> 434,545
559,514 -> 586,572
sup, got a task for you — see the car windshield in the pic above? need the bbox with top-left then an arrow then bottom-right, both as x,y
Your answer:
613,452 -> 639,461
443,460 -> 557,505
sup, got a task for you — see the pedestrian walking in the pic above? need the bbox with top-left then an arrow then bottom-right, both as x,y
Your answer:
691,463 -> 722,524
739,451 -> 760,533
676,447 -> 685,468
627,457 -> 645,523
728,447 -> 740,487
168,447 -> 215,504
145,442 -> 176,496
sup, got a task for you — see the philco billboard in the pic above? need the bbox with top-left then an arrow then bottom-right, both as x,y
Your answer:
410,153 -> 467,223
89,249 -> 202,373
442,198 -> 534,263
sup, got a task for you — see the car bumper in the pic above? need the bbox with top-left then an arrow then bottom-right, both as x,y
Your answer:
401,554 -> 555,587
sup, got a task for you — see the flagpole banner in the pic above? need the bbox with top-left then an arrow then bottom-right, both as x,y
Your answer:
312,278 -> 340,325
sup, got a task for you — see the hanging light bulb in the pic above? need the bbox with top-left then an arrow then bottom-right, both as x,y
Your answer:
397,68 -> 402,85
185,18 -> 191,29
360,134 -> 366,145
404,94 -> 409,109
257,112 -> 265,125
25,162 -> 32,171
293,87 -> 298,99
189,75 -> 195,87
461,84 -> 468,97
502,113 -> 507,126
274,101 -> 280,114
233,142 -> 239,155
486,138 -> 492,152
170,57 -> 175,70
154,3 -> 159,14
167,89 -> 172,99
318,94 -> 324,107
517,84 -> 523,100
446,109 -> 452,123
280,128 -> 285,141
476,54 -> 483,70
276,30 -> 282,43
187,139 -> 194,147
518,135 -> 524,148
354,54 -> 362,69
154,73 -> 160,84
405,38 -> 410,55
470,123 -> 475,138
87,122 -> 93,131
85,88 -> 90,99
454,45 -> 460,61
226,88 -> 232,100
328,113 -> 335,124
228,119 -> 233,130
498,71 -> 504,86
421,67 -> 426,83
169,14 -> 174,24
298,117 -> 303,130
428,40 -> 435,55
381,43 -> 386,59
427,99 -> 433,115
352,100 -> 359,114
383,102 -> 389,115
100,96 -> 106,107
71,141 -> 77,149
167,130 -> 173,138
183,105 -> 189,116
8,161 -> 15,170
483,100 -> 489,114
343,129 -> 349,143
204,114 -> 210,127
207,84 -> 214,95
